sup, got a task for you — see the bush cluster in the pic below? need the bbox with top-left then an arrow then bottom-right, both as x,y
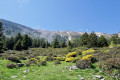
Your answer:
65,57 -> 74,62
81,55 -> 93,60
76,59 -> 92,69
66,52 -> 77,58
6,63 -> 17,69
99,58 -> 120,71
54,60 -> 61,65
38,61 -> 46,66
8,56 -> 21,63
25,58 -> 40,67
42,56 -> 54,61
54,57 -> 65,61
82,49 -> 95,55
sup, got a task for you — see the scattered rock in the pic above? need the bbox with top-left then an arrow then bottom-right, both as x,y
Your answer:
23,75 -> 26,78
65,66 -> 70,69
62,71 -> 64,72
93,77 -> 96,80
95,75 -> 102,78
11,76 -> 17,78
78,75 -> 81,77
23,69 -> 29,73
80,77 -> 85,80
101,78 -> 105,80
70,65 -> 79,70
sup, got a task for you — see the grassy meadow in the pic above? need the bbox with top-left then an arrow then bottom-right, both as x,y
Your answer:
0,47 -> 120,80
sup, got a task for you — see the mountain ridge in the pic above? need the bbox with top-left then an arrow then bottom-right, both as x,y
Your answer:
0,19 -> 114,42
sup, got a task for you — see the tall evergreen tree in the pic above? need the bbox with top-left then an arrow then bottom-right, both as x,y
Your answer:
0,21 -> 3,52
110,34 -> 119,44
79,32 -> 89,46
60,41 -> 66,48
14,40 -> 22,51
45,40 -> 50,48
6,36 -> 15,50
52,37 -> 60,48
88,32 -> 98,47
15,32 -> 22,43
97,35 -> 108,47
22,34 -> 31,50
67,40 -> 72,49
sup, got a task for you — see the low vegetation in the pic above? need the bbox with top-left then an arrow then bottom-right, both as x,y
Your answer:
0,21 -> 120,80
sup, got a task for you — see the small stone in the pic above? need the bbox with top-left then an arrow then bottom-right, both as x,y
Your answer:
93,77 -> 96,79
62,71 -> 64,72
78,75 -> 81,77
11,76 -> 17,78
71,65 -> 79,70
95,75 -> 102,78
23,70 -> 27,73
23,75 -> 26,78
80,77 -> 85,80
101,78 -> 105,80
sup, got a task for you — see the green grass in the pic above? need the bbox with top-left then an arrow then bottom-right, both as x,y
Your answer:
0,47 -> 118,80
0,59 -> 113,80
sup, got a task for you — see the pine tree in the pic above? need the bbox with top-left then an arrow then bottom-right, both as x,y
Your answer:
67,40 -> 72,49
110,34 -> 120,44
15,32 -> 22,43
0,21 -> 3,52
97,35 -> 108,47
79,32 -> 89,46
60,41 -> 66,48
14,40 -> 22,51
88,32 -> 98,47
45,40 -> 50,48
22,34 -> 30,50
52,37 -> 60,48
6,36 -> 15,50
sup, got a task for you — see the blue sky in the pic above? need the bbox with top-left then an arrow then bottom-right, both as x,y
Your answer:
0,0 -> 120,33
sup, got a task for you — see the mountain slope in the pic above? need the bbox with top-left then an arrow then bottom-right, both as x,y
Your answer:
0,19 -> 41,38
0,19 -> 113,42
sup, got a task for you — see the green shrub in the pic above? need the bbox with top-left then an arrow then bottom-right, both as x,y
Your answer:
8,56 -> 21,63
99,58 -> 120,71
54,60 -> 61,65
25,61 -> 31,67
71,57 -> 79,63
6,63 -> 17,69
76,59 -> 92,69
30,58 -> 38,64
54,57 -> 65,61
39,61 -> 46,66
45,56 -> 54,61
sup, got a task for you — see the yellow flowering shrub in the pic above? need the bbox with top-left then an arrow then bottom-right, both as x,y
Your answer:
54,57 -> 66,61
82,49 -> 95,55
42,56 -> 47,61
65,57 -> 74,62
66,52 -> 77,58
104,50 -> 109,53
30,58 -> 38,61
71,57 -> 80,63
30,58 -> 38,64
81,55 -> 93,60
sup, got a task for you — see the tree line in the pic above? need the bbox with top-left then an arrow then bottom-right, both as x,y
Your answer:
0,21 -> 120,52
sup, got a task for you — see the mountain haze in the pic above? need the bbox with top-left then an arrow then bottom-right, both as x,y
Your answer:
0,19 -> 113,42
